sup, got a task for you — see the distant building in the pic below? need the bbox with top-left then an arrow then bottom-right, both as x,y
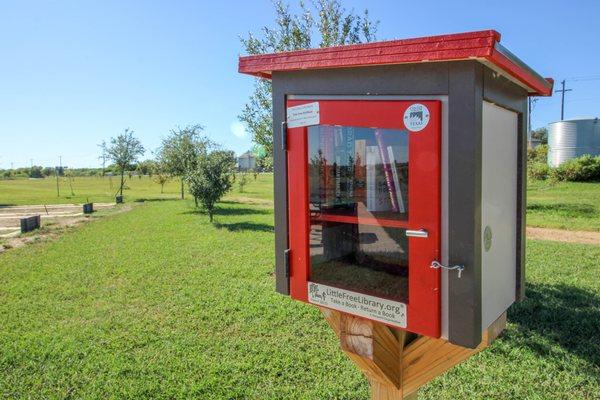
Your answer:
237,151 -> 256,171
548,118 -> 600,167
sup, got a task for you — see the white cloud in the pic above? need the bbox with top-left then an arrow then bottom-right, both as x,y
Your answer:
230,121 -> 247,139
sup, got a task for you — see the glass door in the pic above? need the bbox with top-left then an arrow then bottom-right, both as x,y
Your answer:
287,99 -> 441,337
308,125 -> 410,302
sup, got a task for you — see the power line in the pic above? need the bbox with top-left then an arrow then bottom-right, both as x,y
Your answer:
569,75 -> 600,82
568,96 -> 600,103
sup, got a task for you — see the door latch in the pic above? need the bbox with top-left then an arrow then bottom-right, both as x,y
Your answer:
283,248 -> 291,278
430,260 -> 464,278
281,121 -> 288,151
406,229 -> 428,238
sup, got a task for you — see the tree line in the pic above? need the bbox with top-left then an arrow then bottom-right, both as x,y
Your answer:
100,125 -> 236,222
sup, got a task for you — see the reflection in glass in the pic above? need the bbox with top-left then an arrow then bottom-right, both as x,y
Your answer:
308,126 -> 408,221
308,125 -> 410,302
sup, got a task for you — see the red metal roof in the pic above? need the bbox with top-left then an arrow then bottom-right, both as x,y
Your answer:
238,30 -> 553,96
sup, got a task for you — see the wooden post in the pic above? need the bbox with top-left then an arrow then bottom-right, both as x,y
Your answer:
321,308 -> 506,400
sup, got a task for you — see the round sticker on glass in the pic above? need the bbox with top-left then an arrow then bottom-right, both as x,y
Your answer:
403,103 -> 430,132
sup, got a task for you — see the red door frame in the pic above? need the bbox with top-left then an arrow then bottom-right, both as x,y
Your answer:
286,99 -> 441,338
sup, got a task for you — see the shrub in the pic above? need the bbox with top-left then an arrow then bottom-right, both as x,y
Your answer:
528,162 -> 549,180
187,150 -> 236,222
527,144 -> 548,164
549,155 -> 600,182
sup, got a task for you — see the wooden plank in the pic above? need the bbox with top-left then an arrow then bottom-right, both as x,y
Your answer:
322,308 -> 412,398
339,312 -> 403,388
402,312 -> 506,395
320,308 -> 506,399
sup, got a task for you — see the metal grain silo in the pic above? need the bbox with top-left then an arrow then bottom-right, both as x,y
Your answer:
548,118 -> 600,167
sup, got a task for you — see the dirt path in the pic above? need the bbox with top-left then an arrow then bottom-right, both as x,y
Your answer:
527,227 -> 600,245
0,203 -> 125,252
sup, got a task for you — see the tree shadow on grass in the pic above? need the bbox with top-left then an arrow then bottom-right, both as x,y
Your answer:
507,282 -> 600,373
213,221 -> 274,232
527,202 -> 596,218
0,204 -> 17,208
133,198 -> 179,203
181,207 -> 272,217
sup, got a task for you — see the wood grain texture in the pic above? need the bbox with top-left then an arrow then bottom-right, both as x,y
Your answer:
320,308 -> 506,399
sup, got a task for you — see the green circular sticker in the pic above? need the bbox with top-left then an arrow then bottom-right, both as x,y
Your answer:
484,225 -> 492,252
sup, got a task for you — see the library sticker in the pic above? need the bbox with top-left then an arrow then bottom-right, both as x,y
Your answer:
403,103 -> 430,132
287,102 -> 320,128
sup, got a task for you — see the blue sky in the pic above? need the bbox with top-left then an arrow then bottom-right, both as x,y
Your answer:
1,0 -> 599,168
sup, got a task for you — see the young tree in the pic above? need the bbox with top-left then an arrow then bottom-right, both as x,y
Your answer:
187,149 -> 236,222
64,168 -> 76,196
238,172 -> 249,193
239,0 -> 378,164
152,162 -> 170,194
98,140 -> 108,176
157,125 -> 210,199
106,128 -> 145,197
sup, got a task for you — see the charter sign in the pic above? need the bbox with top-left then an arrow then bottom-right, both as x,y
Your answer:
307,282 -> 407,328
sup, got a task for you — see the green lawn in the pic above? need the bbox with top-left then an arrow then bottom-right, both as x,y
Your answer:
0,174 -> 274,206
527,180 -> 600,231
2,175 -> 598,232
0,196 -> 598,399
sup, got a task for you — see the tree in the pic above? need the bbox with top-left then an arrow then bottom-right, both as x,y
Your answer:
64,168 -> 75,196
239,0 -> 378,163
152,162 -> 170,194
136,159 -> 157,177
157,125 -> 210,199
106,128 -> 145,197
98,140 -> 108,176
238,172 -> 249,193
531,127 -> 548,144
28,166 -> 43,178
42,166 -> 54,177
187,149 -> 236,222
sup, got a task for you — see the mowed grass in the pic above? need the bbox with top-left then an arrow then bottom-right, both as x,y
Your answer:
1,196 -> 599,398
527,180 -> 600,231
2,174 -> 599,231
0,174 -> 274,206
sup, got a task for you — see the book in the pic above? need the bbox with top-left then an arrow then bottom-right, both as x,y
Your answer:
319,126 -> 334,208
374,129 -> 399,212
366,146 -> 392,212
387,145 -> 406,213
354,139 -> 367,204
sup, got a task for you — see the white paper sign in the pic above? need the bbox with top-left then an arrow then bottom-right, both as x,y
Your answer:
307,282 -> 407,328
287,102 -> 320,128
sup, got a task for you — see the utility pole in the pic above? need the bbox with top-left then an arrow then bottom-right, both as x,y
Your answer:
555,79 -> 572,120
527,97 -> 539,147
56,155 -> 62,197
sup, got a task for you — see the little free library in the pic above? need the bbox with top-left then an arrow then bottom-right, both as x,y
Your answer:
239,30 -> 552,399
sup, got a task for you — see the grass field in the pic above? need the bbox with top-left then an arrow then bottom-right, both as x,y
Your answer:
527,180 -> 600,231
0,174 -> 274,206
1,180 -> 599,398
1,175 -> 598,231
